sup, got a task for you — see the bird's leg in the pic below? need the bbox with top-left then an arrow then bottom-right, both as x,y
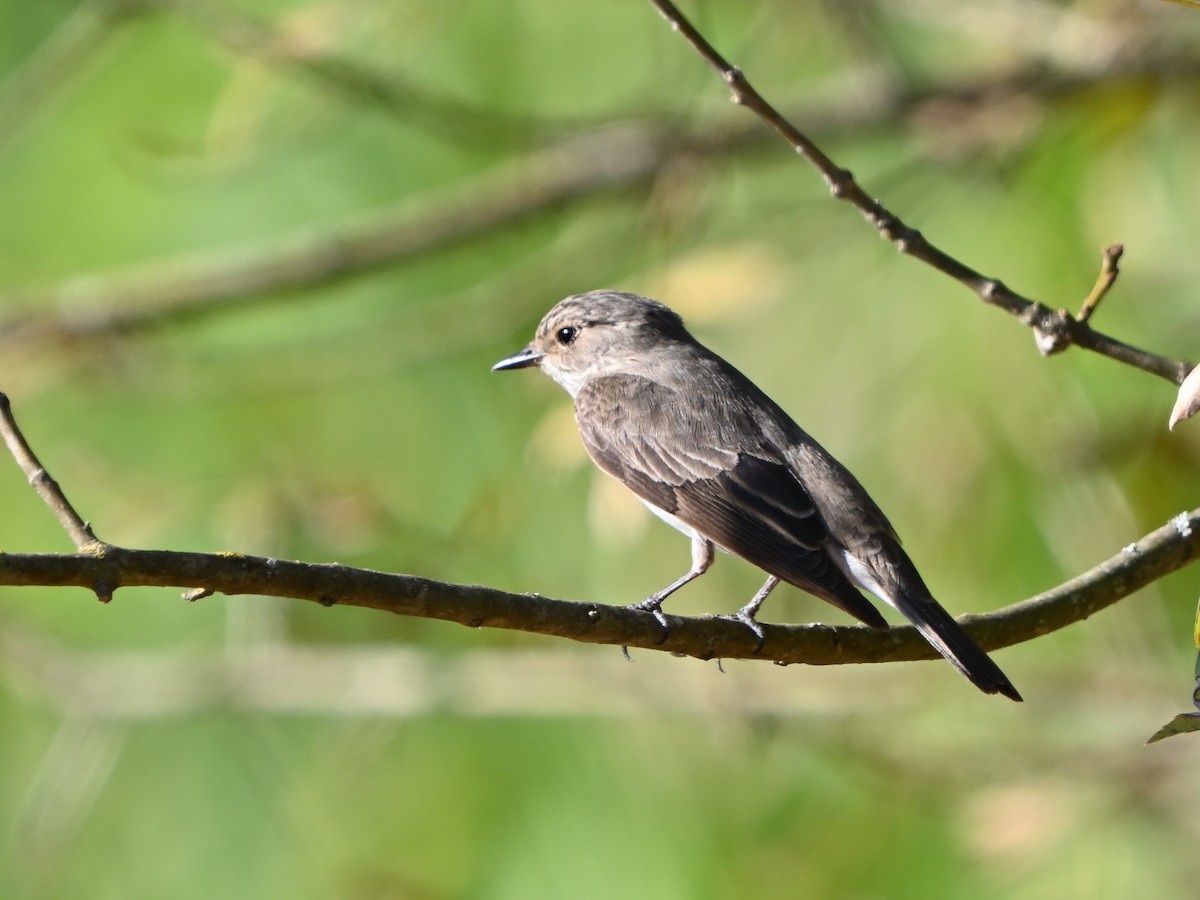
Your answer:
719,575 -> 780,651
630,534 -> 714,635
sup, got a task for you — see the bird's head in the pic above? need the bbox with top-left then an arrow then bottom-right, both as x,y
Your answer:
492,290 -> 689,397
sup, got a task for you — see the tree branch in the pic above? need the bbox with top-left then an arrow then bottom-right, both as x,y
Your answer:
0,394 -> 104,555
3,50 -> 1199,357
645,0 -> 1192,386
1076,243 -> 1124,323
0,123 -> 666,354
1,509 -> 1196,667
1,390 -> 1197,668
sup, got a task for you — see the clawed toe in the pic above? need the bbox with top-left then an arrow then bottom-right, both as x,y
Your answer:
630,596 -> 671,641
718,607 -> 766,653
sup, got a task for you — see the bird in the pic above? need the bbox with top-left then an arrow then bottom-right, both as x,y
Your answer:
493,290 -> 1021,701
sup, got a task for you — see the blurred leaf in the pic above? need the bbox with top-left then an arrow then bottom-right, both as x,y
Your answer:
1194,595 -> 1200,648
1147,711 -> 1200,744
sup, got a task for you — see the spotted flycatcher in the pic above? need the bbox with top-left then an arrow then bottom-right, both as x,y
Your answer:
494,290 -> 1020,701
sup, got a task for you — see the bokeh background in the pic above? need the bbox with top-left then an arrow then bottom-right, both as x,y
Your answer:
1,0 -> 1200,897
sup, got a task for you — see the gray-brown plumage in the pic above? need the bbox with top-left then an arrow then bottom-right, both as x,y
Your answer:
494,290 -> 1020,701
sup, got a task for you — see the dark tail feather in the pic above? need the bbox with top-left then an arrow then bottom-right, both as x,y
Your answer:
894,592 -> 1022,702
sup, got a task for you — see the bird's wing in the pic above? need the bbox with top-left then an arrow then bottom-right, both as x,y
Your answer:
575,374 -> 886,627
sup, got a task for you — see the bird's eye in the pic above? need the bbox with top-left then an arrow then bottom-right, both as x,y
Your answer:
556,326 -> 578,346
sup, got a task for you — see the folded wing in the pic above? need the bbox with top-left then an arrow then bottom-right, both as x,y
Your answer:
575,375 -> 887,628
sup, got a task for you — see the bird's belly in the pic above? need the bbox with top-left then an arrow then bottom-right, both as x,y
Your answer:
640,499 -> 702,541
640,499 -> 741,557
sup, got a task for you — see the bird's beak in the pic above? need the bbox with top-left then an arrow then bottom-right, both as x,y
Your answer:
492,346 -> 545,371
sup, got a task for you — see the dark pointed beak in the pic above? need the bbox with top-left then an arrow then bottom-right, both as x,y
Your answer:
492,346 -> 545,371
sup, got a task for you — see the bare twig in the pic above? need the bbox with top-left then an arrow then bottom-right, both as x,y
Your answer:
0,123 -> 667,354
1077,242 -> 1124,323
2,382 -> 1198,668
644,0 -> 1190,385
0,393 -> 104,554
2,52 -> 1199,357
0,508 -> 1196,668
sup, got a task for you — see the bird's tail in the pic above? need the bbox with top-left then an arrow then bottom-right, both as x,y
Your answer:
893,591 -> 1022,701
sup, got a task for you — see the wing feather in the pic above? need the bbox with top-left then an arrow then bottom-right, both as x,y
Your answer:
575,375 -> 887,627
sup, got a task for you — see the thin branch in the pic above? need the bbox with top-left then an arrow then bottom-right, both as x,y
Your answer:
0,393 -> 104,554
3,53 -> 1199,355
645,0 -> 1191,386
1077,242 -> 1124,323
2,382 -> 1198,667
0,509 -> 1196,668
0,123 -> 666,353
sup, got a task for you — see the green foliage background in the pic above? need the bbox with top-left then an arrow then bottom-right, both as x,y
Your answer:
1,1 -> 1200,897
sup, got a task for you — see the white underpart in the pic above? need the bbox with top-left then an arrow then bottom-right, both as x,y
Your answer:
640,499 -> 700,540
646,498 -> 901,614
552,368 -> 586,398
835,549 -> 899,611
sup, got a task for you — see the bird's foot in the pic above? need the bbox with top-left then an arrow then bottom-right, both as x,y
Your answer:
629,595 -> 671,641
718,605 -> 766,653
